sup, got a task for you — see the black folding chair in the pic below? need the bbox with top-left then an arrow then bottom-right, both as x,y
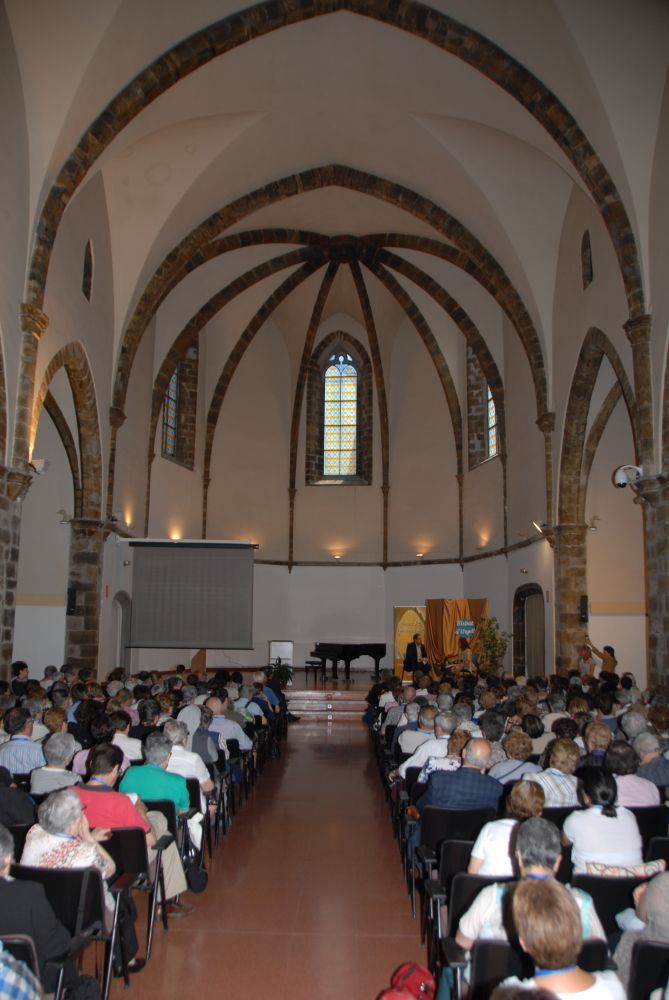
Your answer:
627,938 -> 669,1000
7,824 -> 31,859
0,933 -> 40,977
646,835 -> 669,863
10,863 -> 132,1000
543,806 -> 581,831
440,873 -> 506,1000
104,825 -> 172,959
11,774 -> 31,792
572,873 -> 649,938
468,937 -> 608,1000
185,776 -> 211,863
423,840 -> 474,972
628,805 -> 669,854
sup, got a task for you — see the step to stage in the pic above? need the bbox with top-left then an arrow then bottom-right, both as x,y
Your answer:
286,686 -> 368,722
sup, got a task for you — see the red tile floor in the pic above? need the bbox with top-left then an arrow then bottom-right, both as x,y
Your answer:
107,721 -> 425,999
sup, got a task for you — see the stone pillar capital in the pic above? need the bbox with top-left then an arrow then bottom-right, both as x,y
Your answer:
536,411 -> 555,435
20,303 -> 49,339
623,313 -> 652,346
5,468 -> 33,502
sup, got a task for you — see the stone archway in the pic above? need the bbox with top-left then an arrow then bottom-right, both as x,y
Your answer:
512,583 -> 545,676
33,342 -> 104,672
112,590 -> 132,673
555,328 -> 637,673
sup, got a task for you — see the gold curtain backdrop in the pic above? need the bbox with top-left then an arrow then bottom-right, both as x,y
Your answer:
393,606 -> 426,677
425,598 -> 489,664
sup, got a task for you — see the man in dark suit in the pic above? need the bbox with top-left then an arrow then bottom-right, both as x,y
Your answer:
0,823 -> 71,991
404,633 -> 429,675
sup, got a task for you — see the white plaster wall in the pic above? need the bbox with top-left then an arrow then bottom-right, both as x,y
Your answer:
462,458 -> 504,555
117,315 -> 157,535
13,606 -> 66,677
585,614 -> 646,690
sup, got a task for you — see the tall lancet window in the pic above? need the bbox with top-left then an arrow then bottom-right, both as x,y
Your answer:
487,385 -> 498,458
323,353 -> 358,476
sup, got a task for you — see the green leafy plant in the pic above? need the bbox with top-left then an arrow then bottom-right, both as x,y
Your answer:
269,657 -> 294,686
475,616 -> 509,669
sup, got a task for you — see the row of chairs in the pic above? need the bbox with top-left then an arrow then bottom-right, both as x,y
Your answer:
371,716 -> 669,1000
3,711 -> 287,998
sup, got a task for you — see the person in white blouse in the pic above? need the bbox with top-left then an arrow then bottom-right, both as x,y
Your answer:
468,780 -> 545,878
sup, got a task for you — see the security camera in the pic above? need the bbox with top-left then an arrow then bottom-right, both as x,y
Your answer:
612,465 -> 642,489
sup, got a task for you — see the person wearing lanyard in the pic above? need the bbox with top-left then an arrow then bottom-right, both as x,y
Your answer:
0,708 -> 45,775
500,877 -> 625,997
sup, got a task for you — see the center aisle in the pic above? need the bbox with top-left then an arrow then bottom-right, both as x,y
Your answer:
115,721 -> 424,1000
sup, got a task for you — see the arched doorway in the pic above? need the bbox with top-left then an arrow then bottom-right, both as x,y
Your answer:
513,584 -> 545,676
113,590 -> 132,672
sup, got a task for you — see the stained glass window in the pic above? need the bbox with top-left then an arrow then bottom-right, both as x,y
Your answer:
487,385 -> 498,458
323,353 -> 357,476
162,366 -> 179,458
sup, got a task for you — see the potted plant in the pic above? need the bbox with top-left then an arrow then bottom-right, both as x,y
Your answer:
475,616 -> 509,673
268,657 -> 294,687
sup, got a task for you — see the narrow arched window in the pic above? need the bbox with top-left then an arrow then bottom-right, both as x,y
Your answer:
162,366 -> 180,458
581,230 -> 593,289
323,353 -> 358,476
487,385 -> 498,458
82,241 -> 93,301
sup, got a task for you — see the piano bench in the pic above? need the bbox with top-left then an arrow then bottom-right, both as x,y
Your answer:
305,660 -> 326,679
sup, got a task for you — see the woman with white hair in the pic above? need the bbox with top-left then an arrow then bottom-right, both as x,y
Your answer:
20,787 -> 115,879
30,733 -> 81,794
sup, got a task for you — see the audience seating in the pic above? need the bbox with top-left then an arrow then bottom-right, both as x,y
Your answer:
104,825 -> 171,960
627,805 -> 669,853
423,839 -> 474,972
627,939 -> 669,1000
0,933 -> 40,978
571,873 -> 649,939
468,937 -> 609,1000
646,835 -> 669,863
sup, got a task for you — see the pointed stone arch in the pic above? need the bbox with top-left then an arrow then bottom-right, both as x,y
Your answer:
33,342 -> 102,520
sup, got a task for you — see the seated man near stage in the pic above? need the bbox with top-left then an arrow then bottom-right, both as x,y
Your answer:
404,633 -> 429,677
77,743 -> 191,916
205,694 -> 253,752
455,817 -> 605,954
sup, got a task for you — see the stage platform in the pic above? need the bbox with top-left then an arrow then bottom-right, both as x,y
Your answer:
285,669 -> 372,721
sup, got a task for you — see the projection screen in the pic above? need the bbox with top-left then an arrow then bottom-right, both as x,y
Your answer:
129,541 -> 254,648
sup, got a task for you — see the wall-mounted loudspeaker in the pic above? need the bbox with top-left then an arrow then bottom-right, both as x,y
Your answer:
579,594 -> 589,623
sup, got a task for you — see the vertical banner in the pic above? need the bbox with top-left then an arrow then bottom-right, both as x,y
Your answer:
393,606 -> 426,678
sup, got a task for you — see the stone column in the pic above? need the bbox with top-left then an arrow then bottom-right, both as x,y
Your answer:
12,304 -> 49,468
0,466 -> 32,678
536,411 -> 555,528
105,406 -> 126,521
554,522 -> 588,674
64,517 -> 105,673
636,477 -> 669,688
624,314 -> 654,470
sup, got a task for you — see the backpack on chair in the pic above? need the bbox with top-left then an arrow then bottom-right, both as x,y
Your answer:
386,962 -> 435,999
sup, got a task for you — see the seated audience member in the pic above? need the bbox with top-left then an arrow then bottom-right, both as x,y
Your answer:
633,731 -> 669,790
120,732 -> 189,812
0,766 -> 34,826
398,705 -> 437,755
604,740 -> 660,807
21,787 -> 115,877
418,727 -> 471,781
0,708 -> 45,775
500,877 -> 624,997
489,730 -> 542,784
130,698 -> 162,741
478,710 -> 507,766
522,713 -> 551,754
109,710 -> 143,760
456,817 -> 604,953
527,738 -> 580,807
390,701 -> 421,753
613,871 -> 669,991
77,743 -> 190,917
234,681 -> 265,721
163,719 -> 215,806
67,698 -> 98,747
562,768 -> 642,874
176,686 -> 201,749
10,661 -> 29,700
382,686 -> 416,733
192,706 -> 220,765
577,721 -> 613,770
23,699 -> 48,742
468,780 -> 545,878
205,694 -> 253,751
390,712 -> 455,780
415,738 -> 503,816
648,703 -> 669,751
0,822 -> 71,991
0,939 -> 41,1000
72,713 -> 130,775
30,733 -> 81,794
619,708 -> 650,744
156,692 -> 176,725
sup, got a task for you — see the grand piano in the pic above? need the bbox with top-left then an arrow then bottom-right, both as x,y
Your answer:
309,642 -> 387,679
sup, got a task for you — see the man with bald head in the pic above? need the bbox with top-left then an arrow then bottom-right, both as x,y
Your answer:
415,738 -> 503,814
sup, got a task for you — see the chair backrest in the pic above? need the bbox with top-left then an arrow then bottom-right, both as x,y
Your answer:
143,798 -> 178,839
384,725 -> 397,750
628,806 -> 669,853
646,835 -> 669,863
628,939 -> 669,1000
12,774 -> 31,792
469,939 -> 532,1000
437,839 -> 474,889
420,807 -> 496,851
572,874 -> 647,937
404,767 -> 421,795
225,738 -> 241,760
10,864 -> 104,938
447,873 -> 511,937
185,776 -> 201,811
104,826 -> 149,878
0,934 -> 40,978
7,824 -> 31,859
542,806 -> 580,831
578,938 -> 609,974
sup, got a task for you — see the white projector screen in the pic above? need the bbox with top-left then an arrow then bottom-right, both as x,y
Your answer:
129,541 -> 254,649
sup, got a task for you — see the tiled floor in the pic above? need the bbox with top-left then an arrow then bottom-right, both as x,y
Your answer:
109,722 -> 424,999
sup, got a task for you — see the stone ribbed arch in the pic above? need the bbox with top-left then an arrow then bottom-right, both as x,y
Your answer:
43,391 -> 82,517
202,259 -> 323,535
110,170 -> 546,422
25,0 -> 643,322
555,327 -> 637,672
0,337 -> 6,461
33,342 -> 102,519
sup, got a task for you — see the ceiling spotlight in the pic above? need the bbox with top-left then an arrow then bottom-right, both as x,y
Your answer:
333,554 -> 342,560
520,567 -> 529,574
57,509 -> 72,524
532,520 -> 545,534
416,552 -> 424,559
587,515 -> 600,532
30,458 -> 50,475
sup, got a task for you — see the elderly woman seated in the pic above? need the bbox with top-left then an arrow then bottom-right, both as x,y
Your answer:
30,733 -> 81,794
488,730 -> 542,784
468,780 -> 545,878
